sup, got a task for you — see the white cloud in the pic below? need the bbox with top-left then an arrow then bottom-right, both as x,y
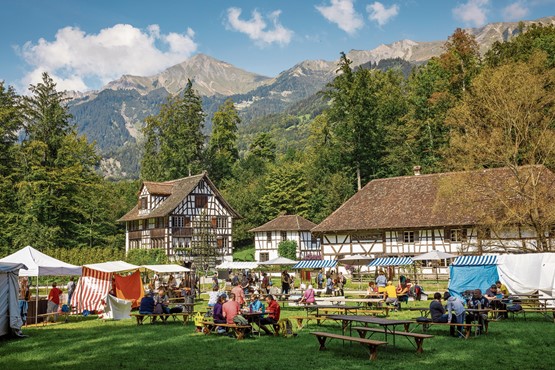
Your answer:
225,7 -> 293,46
316,0 -> 364,35
366,2 -> 399,27
452,0 -> 490,27
17,24 -> 198,92
502,2 -> 529,20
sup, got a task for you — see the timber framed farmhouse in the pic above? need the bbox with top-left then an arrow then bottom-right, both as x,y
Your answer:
250,215 -> 320,261
312,166 -> 555,261
118,172 -> 240,267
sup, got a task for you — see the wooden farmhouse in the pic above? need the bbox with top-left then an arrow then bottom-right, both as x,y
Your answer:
118,172 -> 240,267
312,166 -> 555,262
250,215 -> 321,262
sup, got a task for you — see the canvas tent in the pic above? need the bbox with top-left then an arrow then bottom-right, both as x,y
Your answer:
141,265 -> 190,273
215,262 -> 259,270
0,262 -> 27,337
0,246 -> 81,324
73,261 -> 142,313
448,255 -> 499,299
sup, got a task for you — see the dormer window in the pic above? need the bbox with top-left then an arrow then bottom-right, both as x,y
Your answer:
139,196 -> 148,210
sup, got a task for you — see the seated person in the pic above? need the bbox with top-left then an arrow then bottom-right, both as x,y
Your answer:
496,280 -> 509,297
259,295 -> 281,335
249,295 -> 265,312
222,292 -> 241,324
466,289 -> 489,333
366,281 -> 378,297
485,284 -> 507,318
153,287 -> 170,315
384,281 -> 399,310
397,282 -> 410,304
139,293 -> 155,314
429,293 -> 448,323
444,292 -> 466,337
299,285 -> 316,305
213,295 -> 227,324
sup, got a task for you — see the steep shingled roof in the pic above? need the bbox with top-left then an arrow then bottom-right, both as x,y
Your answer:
249,215 -> 317,232
118,172 -> 240,222
312,166 -> 555,234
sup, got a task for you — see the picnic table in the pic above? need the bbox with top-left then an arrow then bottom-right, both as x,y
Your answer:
242,311 -> 267,336
325,314 -> 413,346
408,307 -> 430,317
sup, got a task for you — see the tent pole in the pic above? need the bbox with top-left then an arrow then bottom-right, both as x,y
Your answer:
35,276 -> 39,325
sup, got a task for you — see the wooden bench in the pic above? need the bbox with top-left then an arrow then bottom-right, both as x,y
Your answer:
310,331 -> 388,361
36,312 -> 69,325
352,327 -> 433,353
510,308 -> 555,322
416,322 -> 482,339
200,321 -> 252,340
130,312 -> 189,325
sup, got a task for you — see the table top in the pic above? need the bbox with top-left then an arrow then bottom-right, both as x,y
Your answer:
325,314 -> 412,326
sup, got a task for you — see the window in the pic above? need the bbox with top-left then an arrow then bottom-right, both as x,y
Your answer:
139,196 -> 148,210
450,229 -> 464,242
260,252 -> 269,262
281,231 -> 287,241
404,231 -> 415,243
195,195 -> 208,208
217,217 -> 227,229
217,237 -> 228,250
155,217 -> 166,228
266,232 -> 272,243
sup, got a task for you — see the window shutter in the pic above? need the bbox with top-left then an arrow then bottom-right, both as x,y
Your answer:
211,217 -> 217,228
397,231 -> 404,242
444,228 -> 451,242
414,230 -> 419,243
462,228 -> 468,240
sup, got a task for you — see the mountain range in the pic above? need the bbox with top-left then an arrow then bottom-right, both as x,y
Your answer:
66,16 -> 555,179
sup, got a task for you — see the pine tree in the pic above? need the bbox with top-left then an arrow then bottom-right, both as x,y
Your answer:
141,79 -> 206,181
207,98 -> 240,183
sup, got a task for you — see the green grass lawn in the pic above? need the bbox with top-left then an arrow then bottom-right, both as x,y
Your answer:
2,299 -> 555,370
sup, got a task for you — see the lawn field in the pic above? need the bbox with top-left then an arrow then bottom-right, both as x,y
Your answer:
2,299 -> 555,370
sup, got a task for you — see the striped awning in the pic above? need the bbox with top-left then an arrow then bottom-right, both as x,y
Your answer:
215,261 -> 259,270
452,255 -> 498,266
368,257 -> 413,266
292,260 -> 338,269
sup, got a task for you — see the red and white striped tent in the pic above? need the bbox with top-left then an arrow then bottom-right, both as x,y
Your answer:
73,261 -> 139,313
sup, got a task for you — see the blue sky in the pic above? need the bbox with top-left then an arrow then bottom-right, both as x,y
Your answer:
2,0 -> 554,93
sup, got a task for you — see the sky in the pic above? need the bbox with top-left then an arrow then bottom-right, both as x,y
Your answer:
2,0 -> 554,94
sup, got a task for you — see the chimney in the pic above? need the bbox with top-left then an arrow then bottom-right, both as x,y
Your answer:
413,165 -> 421,176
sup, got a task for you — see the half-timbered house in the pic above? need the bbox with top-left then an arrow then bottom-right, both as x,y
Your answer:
312,166 -> 555,262
250,215 -> 320,261
118,172 -> 240,268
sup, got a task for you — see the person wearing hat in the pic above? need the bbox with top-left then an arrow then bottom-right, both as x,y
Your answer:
444,292 -> 466,337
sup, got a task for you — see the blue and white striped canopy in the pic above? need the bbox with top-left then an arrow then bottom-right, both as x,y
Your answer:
368,257 -> 413,266
292,260 -> 338,269
452,255 -> 498,266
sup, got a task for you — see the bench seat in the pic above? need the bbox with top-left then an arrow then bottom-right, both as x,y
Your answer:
310,331 -> 387,361
200,321 -> 252,340
290,315 -> 325,329
352,327 -> 433,353
130,312 -> 189,326
415,321 -> 482,338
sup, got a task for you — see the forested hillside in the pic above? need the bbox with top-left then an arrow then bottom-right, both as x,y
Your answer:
1,24 -> 554,260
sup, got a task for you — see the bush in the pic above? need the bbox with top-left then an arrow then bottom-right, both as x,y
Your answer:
125,249 -> 168,265
278,240 -> 297,260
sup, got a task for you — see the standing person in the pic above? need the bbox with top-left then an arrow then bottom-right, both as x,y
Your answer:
66,277 -> 76,308
231,281 -> 245,307
261,272 -> 270,294
376,270 -> 387,293
281,271 -> 291,295
212,273 -> 219,291
47,282 -> 63,323
19,277 -> 30,325
317,270 -> 323,289
444,292 -> 466,337
260,295 -> 281,335
337,272 -> 346,296
325,275 -> 333,295
429,293 -> 448,323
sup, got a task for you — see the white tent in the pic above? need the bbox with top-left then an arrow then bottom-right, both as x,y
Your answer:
0,246 -> 81,325
0,262 -> 27,337
141,264 -> 190,273
216,261 -> 259,270
84,261 -> 139,273
412,250 -> 457,261
258,257 -> 298,266
0,245 -> 81,276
